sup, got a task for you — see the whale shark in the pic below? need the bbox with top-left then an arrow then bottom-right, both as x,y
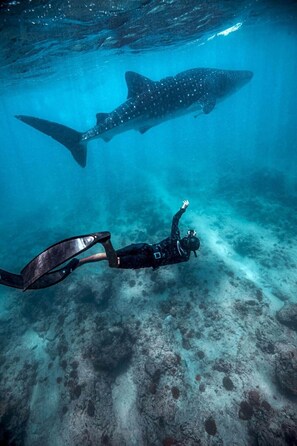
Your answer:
16,68 -> 253,167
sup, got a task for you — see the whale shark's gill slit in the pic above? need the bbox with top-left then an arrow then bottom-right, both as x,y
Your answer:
15,115 -> 87,167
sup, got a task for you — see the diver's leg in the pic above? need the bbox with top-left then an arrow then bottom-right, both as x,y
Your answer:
78,252 -> 108,266
78,236 -> 119,268
86,243 -> 146,261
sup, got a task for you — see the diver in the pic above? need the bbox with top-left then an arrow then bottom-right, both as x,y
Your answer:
0,200 -> 200,291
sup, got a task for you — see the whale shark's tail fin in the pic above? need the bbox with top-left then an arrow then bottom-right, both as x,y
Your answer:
15,115 -> 87,167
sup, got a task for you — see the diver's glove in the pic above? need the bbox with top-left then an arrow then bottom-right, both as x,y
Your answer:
181,200 -> 189,210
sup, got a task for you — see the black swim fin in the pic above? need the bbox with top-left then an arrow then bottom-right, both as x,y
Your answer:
29,258 -> 80,289
0,232 -> 111,291
15,115 -> 87,167
0,269 -> 23,289
21,232 -> 111,290
0,259 -> 80,290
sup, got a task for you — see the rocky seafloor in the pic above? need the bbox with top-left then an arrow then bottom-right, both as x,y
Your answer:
0,169 -> 297,446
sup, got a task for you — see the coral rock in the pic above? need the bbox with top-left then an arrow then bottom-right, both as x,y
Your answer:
275,346 -> 297,395
276,303 -> 297,331
239,401 -> 254,420
204,416 -> 217,436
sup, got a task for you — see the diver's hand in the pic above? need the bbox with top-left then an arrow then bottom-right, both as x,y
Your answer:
181,200 -> 189,210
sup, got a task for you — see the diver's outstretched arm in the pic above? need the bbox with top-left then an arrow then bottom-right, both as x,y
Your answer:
171,200 -> 189,239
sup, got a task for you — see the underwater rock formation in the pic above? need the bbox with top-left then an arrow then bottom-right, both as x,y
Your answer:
86,324 -> 134,372
276,303 -> 297,331
275,345 -> 297,396
248,401 -> 297,446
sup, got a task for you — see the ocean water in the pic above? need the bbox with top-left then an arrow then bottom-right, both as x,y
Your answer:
0,2 -> 297,445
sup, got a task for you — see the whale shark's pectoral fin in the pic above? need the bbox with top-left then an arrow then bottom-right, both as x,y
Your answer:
200,95 -> 216,114
138,125 -> 152,134
125,71 -> 155,98
101,135 -> 112,142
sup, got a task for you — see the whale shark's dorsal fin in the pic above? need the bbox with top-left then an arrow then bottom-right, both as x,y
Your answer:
96,112 -> 109,125
125,71 -> 155,98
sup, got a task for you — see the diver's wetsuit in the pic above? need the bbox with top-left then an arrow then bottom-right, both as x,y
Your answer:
116,208 -> 190,269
